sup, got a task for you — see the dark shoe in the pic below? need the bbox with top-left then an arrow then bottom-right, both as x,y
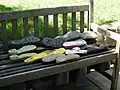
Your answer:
62,31 -> 82,41
41,37 -> 52,47
9,36 -> 40,49
81,44 -> 111,55
51,36 -> 65,48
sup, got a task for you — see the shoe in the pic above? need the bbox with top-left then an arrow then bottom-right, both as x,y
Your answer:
81,44 -> 110,55
10,53 -> 37,60
65,47 -> 87,54
81,31 -> 97,40
50,48 -> 66,55
9,36 -> 40,49
51,36 -> 65,48
24,52 -> 48,63
56,54 -> 80,63
42,54 -> 59,63
62,31 -> 82,41
24,48 -> 66,64
36,46 -> 51,53
63,39 -> 87,49
8,45 -> 37,55
41,37 -> 52,47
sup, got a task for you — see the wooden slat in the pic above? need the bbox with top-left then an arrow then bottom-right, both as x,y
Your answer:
80,11 -> 84,33
0,52 -> 117,87
87,71 -> 111,90
53,14 -> 58,36
44,15 -> 49,37
111,42 -> 120,90
72,12 -> 76,31
94,24 -> 120,42
33,16 -> 39,37
56,72 -> 69,85
1,20 -> 8,50
63,13 -> 67,34
90,0 -> 94,23
12,19 -> 18,39
23,17 -> 29,37
87,11 -> 90,31
0,5 -> 89,20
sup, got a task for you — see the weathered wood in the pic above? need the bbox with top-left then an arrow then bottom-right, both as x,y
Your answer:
72,12 -> 76,31
90,0 -> 94,23
44,15 -> 49,37
23,17 -> 29,37
56,72 -> 69,85
63,13 -> 67,34
87,11 -> 90,31
110,42 -> 120,90
53,14 -> 58,36
0,52 -> 117,87
0,5 -> 89,20
12,19 -> 18,39
87,71 -> 111,90
1,20 -> 8,50
97,25 -> 120,42
80,11 -> 84,33
33,16 -> 39,37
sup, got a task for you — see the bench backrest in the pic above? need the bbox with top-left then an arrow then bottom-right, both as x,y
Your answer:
0,4 -> 90,50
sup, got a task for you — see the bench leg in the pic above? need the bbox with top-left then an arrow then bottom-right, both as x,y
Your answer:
55,71 -> 69,85
110,58 -> 120,90
0,83 -> 27,90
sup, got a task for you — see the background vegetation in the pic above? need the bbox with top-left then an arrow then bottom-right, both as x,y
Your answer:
0,0 -> 120,39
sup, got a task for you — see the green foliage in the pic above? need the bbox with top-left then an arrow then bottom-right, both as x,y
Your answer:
1,0 -> 120,39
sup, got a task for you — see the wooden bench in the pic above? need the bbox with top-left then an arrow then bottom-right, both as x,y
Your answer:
0,0 -> 119,90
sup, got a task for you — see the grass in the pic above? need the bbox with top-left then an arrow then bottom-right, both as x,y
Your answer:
0,0 -> 120,24
0,0 -> 120,38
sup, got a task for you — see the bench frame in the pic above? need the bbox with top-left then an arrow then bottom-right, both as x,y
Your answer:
0,0 -> 120,90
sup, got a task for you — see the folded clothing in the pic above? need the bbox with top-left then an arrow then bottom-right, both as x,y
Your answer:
8,45 -> 37,55
8,36 -> 40,49
63,39 -> 87,49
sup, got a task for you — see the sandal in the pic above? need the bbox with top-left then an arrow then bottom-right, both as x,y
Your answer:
56,54 -> 80,63
10,53 -> 37,60
9,45 -> 37,55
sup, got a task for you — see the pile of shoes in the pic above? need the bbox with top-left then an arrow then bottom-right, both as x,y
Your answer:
6,31 -> 113,64
41,31 -> 98,48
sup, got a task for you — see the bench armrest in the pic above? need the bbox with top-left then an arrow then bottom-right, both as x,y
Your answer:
91,23 -> 120,43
